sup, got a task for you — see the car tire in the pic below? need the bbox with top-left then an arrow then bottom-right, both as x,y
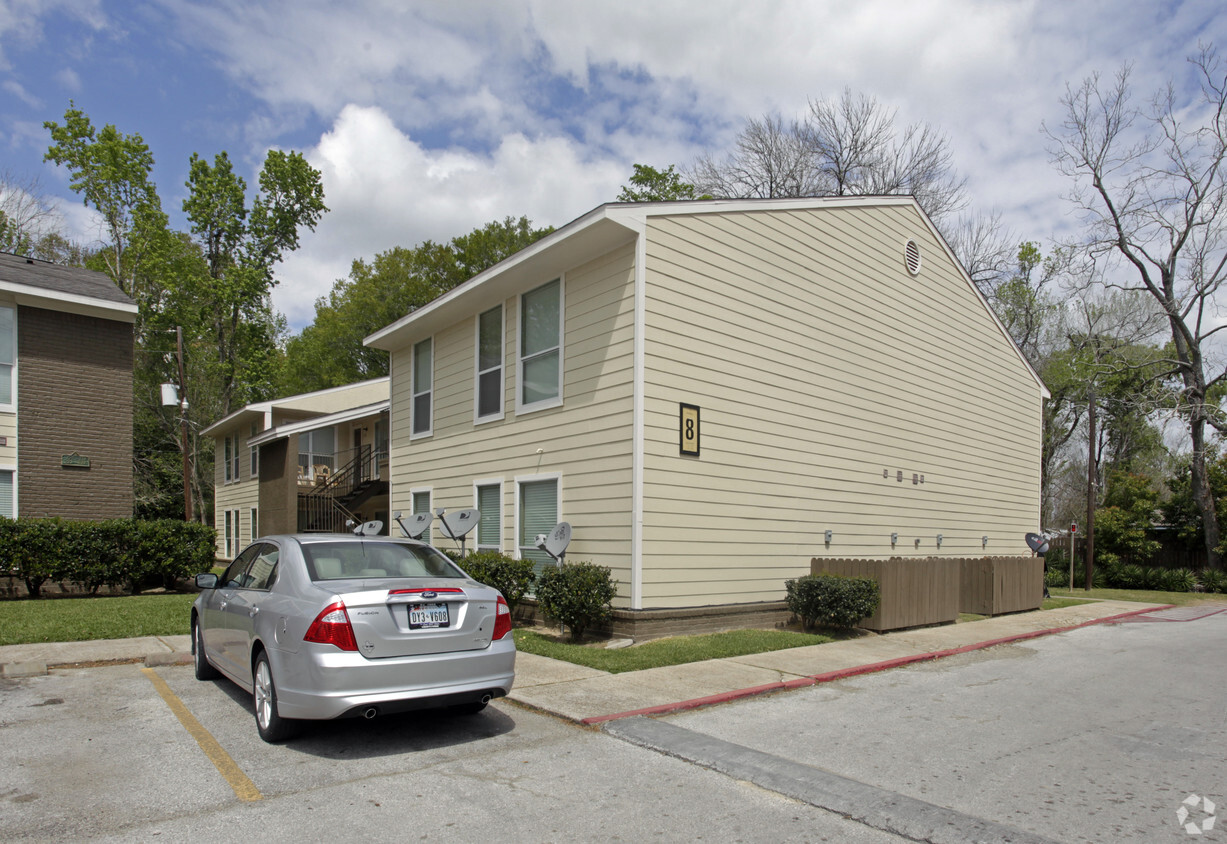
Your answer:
192,619 -> 219,681
253,651 -> 298,742
449,700 -> 489,716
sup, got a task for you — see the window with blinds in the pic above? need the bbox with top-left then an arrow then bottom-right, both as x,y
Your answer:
0,470 -> 13,519
476,483 -> 501,550
518,478 -> 558,577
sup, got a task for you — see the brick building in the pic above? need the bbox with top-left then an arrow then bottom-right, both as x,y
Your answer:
0,252 -> 137,519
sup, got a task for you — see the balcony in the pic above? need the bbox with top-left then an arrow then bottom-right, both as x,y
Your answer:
297,445 -> 389,532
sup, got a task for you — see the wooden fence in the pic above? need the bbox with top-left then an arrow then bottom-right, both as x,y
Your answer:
811,556 -> 1043,631
811,557 -> 960,632
959,556 -> 1044,616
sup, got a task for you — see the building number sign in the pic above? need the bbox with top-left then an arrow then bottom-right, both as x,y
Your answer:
679,404 -> 700,456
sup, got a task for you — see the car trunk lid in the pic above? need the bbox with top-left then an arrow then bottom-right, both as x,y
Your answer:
326,579 -> 498,658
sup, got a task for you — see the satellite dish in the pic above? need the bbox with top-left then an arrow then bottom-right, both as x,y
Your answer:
437,508 -> 480,556
536,522 -> 572,565
1025,532 -> 1050,554
352,520 -> 383,537
395,512 -> 433,540
439,509 -> 480,540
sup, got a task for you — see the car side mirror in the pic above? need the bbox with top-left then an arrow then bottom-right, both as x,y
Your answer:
195,573 -> 219,590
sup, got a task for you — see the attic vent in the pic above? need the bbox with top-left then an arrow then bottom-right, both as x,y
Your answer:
904,240 -> 922,275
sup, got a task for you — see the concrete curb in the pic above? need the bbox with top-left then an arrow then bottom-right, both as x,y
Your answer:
580,604 -> 1169,725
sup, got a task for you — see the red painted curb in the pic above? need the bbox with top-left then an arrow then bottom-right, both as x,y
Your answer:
583,603 -> 1170,725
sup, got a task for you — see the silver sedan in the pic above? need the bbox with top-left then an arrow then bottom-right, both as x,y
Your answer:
191,534 -> 516,742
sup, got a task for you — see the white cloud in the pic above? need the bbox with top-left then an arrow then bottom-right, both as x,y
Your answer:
271,103 -> 623,327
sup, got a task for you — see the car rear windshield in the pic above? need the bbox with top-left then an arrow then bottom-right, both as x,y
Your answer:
302,541 -> 466,581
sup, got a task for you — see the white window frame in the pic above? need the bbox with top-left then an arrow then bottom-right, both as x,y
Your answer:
223,436 -> 234,484
473,478 -> 503,552
412,337 -> 433,438
225,508 -> 241,557
249,421 -> 259,478
410,486 -> 433,543
474,305 -> 505,424
514,472 -> 561,563
0,306 -> 15,413
0,465 -> 16,519
250,506 -> 259,540
516,277 -> 564,415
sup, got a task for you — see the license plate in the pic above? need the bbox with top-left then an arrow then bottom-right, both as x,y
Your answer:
409,602 -> 449,629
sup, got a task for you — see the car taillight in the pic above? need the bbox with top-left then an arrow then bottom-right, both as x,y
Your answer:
304,602 -> 358,651
492,595 -> 512,641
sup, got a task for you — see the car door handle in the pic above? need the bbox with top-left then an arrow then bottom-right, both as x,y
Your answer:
249,606 -> 259,617
219,601 -> 227,611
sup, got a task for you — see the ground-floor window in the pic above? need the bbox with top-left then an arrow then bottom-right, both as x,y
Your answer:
224,508 -> 241,557
250,507 -> 259,540
0,469 -> 13,519
411,489 -> 432,543
517,475 -> 559,579
475,481 -> 502,551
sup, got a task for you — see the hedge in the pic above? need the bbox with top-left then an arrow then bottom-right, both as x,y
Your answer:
452,550 -> 536,614
0,517 -> 216,598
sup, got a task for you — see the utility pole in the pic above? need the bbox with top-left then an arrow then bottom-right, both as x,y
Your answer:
1085,393 -> 1096,591
177,326 -> 192,522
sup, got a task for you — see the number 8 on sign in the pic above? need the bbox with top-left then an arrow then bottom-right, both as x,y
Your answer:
679,404 -> 700,456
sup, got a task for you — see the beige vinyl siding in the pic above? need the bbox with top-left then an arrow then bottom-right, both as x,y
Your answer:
638,207 -> 1043,607
212,425 -> 261,556
387,244 -> 638,595
0,411 -> 15,464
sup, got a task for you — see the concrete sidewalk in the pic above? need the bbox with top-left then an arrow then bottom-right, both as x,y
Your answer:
0,599 -> 1171,721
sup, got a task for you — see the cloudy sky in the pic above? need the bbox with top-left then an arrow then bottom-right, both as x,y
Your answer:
1,0 -> 1224,330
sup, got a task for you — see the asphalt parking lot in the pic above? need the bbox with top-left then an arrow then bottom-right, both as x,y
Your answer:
1,662 -> 904,843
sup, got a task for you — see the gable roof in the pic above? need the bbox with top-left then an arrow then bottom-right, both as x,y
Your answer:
0,252 -> 137,322
363,196 -> 1047,396
202,377 -> 390,437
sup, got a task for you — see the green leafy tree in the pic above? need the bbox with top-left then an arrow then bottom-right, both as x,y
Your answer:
280,216 -> 551,394
44,103 -> 170,304
617,164 -> 705,202
1094,472 -> 1161,567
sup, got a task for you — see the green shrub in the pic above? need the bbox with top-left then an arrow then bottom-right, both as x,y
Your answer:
1198,569 -> 1225,593
1163,568 -> 1198,593
785,574 -> 880,630
535,561 -> 618,642
455,550 -> 536,614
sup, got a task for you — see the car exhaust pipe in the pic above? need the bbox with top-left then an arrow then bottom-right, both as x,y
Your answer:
362,707 -> 379,720
480,694 -> 492,705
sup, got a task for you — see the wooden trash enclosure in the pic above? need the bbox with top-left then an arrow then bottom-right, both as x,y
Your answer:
810,557 -> 960,632
809,556 -> 1043,631
959,556 -> 1044,616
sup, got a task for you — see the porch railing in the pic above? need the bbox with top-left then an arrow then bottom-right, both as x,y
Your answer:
297,445 -> 386,532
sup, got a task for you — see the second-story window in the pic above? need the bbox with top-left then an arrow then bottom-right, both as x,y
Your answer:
249,421 -> 259,478
412,337 -> 432,437
476,305 -> 503,421
519,278 -> 562,411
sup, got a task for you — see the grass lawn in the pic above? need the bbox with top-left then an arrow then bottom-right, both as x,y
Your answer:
1049,587 -> 1227,607
0,593 -> 195,646
512,627 -> 834,674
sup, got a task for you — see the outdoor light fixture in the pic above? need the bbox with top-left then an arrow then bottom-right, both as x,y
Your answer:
891,532 -> 898,545
982,535 -> 989,548
936,533 -> 943,548
824,530 -> 832,544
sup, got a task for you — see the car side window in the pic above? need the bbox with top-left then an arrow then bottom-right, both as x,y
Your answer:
221,544 -> 261,588
244,544 -> 279,591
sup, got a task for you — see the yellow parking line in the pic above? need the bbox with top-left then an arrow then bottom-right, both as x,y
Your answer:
141,667 -> 263,803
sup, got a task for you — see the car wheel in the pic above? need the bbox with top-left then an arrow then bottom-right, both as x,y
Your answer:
253,652 -> 298,742
449,700 -> 489,716
192,619 -> 219,681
